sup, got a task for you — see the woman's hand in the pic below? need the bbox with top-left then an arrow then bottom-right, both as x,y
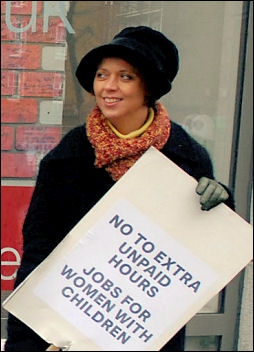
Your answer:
196,177 -> 229,211
46,345 -> 61,351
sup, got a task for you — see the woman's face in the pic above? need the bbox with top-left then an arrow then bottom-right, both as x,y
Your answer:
93,57 -> 147,126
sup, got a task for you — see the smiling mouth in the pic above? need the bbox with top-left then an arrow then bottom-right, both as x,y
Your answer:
103,98 -> 122,103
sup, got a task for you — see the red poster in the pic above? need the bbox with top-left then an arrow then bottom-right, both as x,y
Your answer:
1,186 -> 34,290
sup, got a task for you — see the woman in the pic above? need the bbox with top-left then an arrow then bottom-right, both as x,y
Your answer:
5,26 -> 233,351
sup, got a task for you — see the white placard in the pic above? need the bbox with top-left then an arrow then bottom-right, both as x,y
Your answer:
34,199 -> 218,351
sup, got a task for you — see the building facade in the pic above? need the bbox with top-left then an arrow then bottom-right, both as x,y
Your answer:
1,1 -> 253,351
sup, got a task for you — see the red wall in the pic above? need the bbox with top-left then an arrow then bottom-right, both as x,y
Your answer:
1,186 -> 34,290
1,1 -> 67,291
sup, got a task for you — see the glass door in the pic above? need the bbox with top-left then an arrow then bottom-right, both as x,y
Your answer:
63,1 -> 250,350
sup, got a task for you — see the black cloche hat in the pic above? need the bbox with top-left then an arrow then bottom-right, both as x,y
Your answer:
75,26 -> 179,99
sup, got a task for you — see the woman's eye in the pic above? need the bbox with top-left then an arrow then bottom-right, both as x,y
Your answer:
96,72 -> 106,79
121,74 -> 133,80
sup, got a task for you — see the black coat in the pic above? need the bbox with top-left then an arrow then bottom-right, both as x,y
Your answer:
5,121 -> 234,351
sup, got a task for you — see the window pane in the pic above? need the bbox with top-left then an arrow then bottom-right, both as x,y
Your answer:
64,2 -> 243,320
65,1 -> 242,186
185,336 -> 221,351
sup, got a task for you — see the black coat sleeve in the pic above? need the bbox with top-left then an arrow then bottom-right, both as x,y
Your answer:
5,126 -> 112,351
163,122 -> 235,210
5,127 -> 90,351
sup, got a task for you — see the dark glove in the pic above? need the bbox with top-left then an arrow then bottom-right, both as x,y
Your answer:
196,177 -> 229,211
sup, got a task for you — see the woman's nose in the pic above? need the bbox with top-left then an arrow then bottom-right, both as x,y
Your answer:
105,76 -> 118,90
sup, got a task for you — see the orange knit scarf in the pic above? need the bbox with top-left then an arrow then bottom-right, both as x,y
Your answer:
86,102 -> 171,181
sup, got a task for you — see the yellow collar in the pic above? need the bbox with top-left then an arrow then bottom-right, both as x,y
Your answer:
107,108 -> 154,139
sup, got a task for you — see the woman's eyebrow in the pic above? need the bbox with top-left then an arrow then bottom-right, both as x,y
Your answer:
96,67 -> 107,71
97,67 -> 136,74
119,69 -> 133,73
